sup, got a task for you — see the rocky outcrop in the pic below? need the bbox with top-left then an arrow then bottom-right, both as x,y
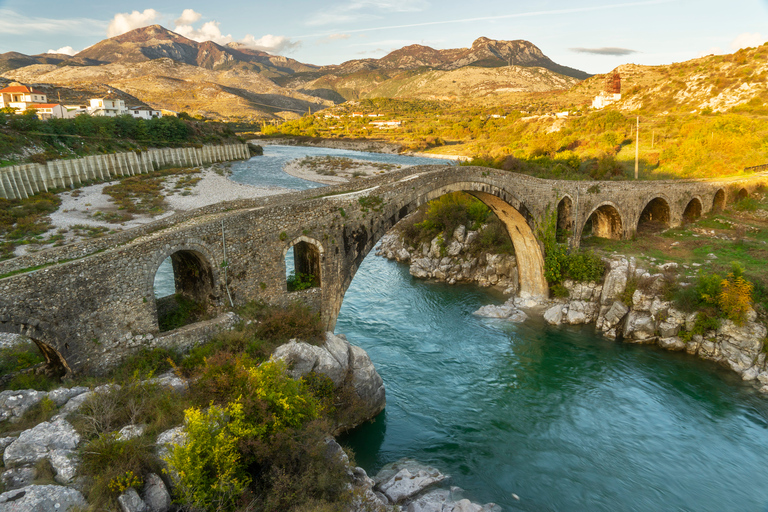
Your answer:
542,256 -> 768,389
0,484 -> 87,511
377,228 -> 518,293
273,332 -> 386,427
369,459 -> 500,511
3,419 -> 81,484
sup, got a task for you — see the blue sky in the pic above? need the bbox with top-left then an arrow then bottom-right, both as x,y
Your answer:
0,0 -> 766,74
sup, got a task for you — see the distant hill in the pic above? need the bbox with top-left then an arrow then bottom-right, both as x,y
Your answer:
322,37 -> 589,79
72,25 -> 318,76
0,28 -> 593,119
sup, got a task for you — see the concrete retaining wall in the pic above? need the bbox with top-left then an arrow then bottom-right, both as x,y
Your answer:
0,143 -> 250,200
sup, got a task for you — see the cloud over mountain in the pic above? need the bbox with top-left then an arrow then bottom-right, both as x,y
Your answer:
570,47 -> 638,56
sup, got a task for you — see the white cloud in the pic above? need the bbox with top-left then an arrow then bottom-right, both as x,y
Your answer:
0,9 -> 104,36
47,46 -> 77,56
174,20 -> 233,45
107,9 -> 159,37
731,32 -> 766,51
239,34 -> 301,54
175,9 -> 202,26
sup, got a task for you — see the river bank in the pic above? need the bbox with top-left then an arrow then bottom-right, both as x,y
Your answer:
377,227 -> 768,393
253,136 -> 469,162
13,164 -> 289,257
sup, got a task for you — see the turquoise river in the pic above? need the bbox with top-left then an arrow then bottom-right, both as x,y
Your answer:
157,146 -> 768,511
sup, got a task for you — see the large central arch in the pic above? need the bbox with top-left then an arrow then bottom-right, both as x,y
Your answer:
325,180 -> 548,330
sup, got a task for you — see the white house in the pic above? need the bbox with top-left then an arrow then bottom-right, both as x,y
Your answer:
28,103 -> 70,120
592,91 -> 622,109
127,106 -> 162,120
0,84 -> 47,112
88,97 -> 127,117
370,120 -> 402,128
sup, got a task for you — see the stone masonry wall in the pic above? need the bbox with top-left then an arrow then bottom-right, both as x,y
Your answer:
0,164 -> 766,374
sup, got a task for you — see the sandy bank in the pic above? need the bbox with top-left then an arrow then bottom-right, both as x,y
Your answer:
252,137 -> 402,154
281,157 -> 410,185
17,166 -> 289,257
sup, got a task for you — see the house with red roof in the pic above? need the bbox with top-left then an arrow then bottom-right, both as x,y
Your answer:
0,83 -> 48,112
28,104 -> 70,120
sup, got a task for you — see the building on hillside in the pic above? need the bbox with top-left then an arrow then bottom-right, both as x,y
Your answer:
27,103 -> 71,120
127,106 -> 162,119
592,72 -> 622,109
88,97 -> 127,117
370,120 -> 402,128
0,84 -> 47,112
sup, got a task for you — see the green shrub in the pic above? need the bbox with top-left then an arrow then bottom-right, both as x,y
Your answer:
157,294 -> 207,332
563,251 -> 606,282
166,360 -> 326,511
254,303 -> 322,344
287,272 -> 316,291
79,435 -> 160,509
680,313 -> 721,341
550,283 -> 569,298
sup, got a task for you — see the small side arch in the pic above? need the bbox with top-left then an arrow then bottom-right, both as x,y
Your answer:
0,321 -> 72,379
682,197 -> 703,223
556,195 -> 574,243
582,202 -> 624,240
637,196 -> 671,233
284,236 -> 324,291
147,241 -> 220,331
712,189 -> 726,212
736,188 -> 749,201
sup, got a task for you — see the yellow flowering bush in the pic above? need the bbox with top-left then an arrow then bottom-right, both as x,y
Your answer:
164,360 -> 322,510
108,470 -> 143,494
719,272 -> 754,325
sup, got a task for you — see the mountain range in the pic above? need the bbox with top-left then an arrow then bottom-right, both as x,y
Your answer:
1,25 -> 764,120
0,26 -> 590,120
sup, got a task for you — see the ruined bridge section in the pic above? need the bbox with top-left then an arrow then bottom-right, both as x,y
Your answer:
0,165 -> 763,374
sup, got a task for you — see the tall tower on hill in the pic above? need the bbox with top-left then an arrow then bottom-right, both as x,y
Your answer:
606,72 -> 621,94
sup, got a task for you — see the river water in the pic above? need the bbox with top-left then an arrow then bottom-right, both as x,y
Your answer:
155,146 -> 768,511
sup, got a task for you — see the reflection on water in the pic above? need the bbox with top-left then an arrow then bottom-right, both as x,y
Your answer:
337,253 -> 768,511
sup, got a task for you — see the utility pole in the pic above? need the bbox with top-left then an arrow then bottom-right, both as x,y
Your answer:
634,116 -> 639,180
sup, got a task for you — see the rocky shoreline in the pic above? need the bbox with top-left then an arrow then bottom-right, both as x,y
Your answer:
255,137 -> 402,154
0,332 -> 497,512
376,230 -> 768,392
377,228 -> 519,294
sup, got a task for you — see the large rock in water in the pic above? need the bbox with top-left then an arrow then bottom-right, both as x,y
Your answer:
0,484 -> 87,511
273,333 -> 385,425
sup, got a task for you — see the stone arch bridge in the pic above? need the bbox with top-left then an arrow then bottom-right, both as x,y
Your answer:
0,165 -> 764,374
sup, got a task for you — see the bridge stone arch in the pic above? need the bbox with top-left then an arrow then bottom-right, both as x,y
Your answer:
0,320 -> 73,378
682,196 -> 703,223
325,180 -> 547,330
637,196 -> 672,233
283,236 -> 325,290
736,187 -> 749,202
556,194 -> 575,243
580,202 -> 624,240
712,189 -> 726,212
146,241 -> 221,328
